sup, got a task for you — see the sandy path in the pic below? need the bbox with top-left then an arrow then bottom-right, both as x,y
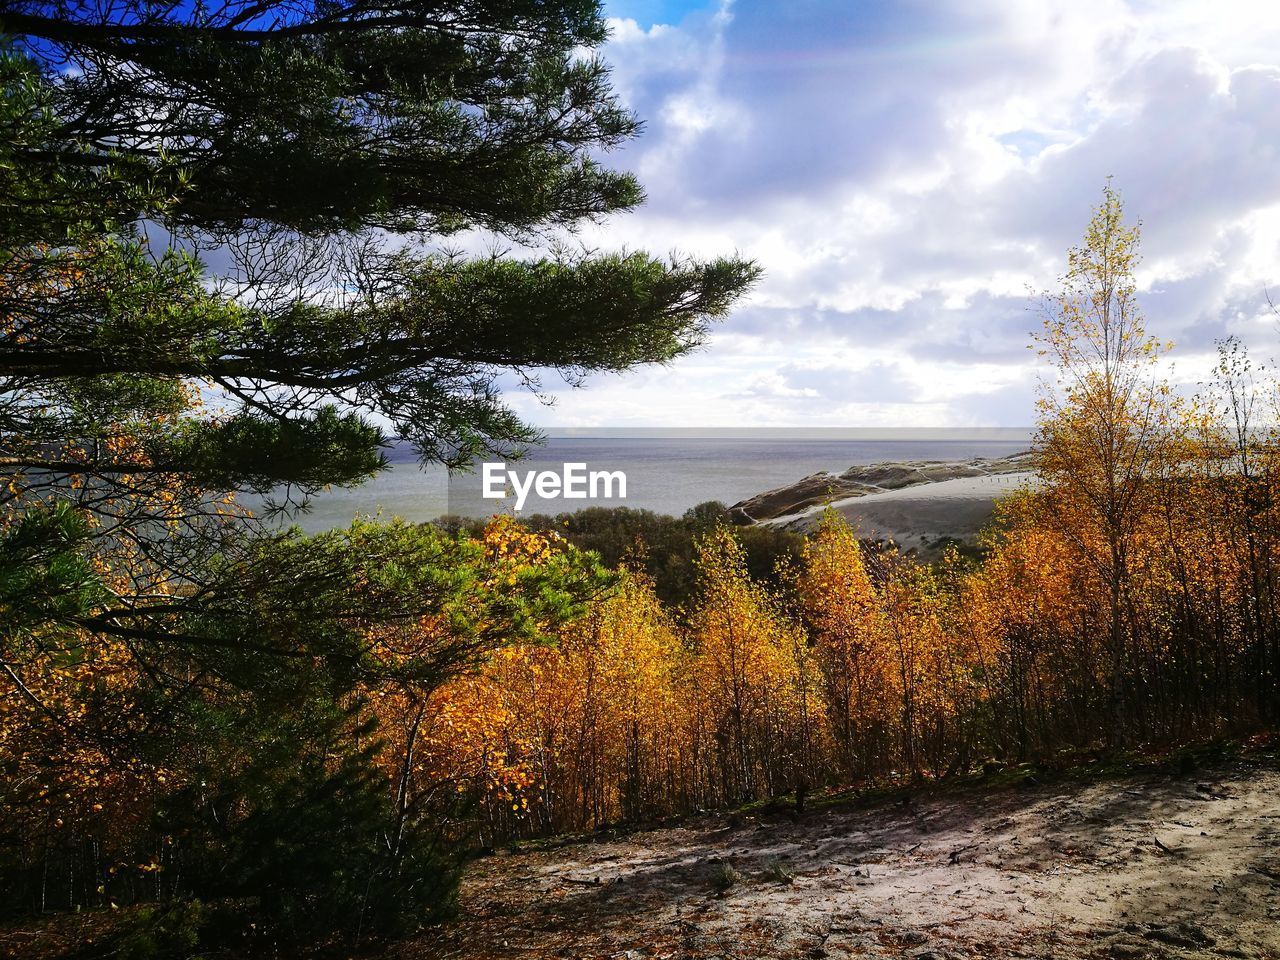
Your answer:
407,758 -> 1280,959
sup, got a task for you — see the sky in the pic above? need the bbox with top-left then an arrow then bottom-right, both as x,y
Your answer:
501,0 -> 1280,429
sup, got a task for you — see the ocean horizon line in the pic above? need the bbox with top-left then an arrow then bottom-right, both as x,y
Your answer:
382,427 -> 1037,446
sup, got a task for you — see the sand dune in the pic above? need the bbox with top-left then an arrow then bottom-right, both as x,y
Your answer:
767,472 -> 1037,555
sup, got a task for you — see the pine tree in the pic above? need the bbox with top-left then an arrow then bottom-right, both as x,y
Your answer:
0,2 -> 755,938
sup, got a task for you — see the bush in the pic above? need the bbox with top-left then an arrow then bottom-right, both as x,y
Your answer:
155,699 -> 464,947
115,901 -> 208,960
489,503 -> 804,607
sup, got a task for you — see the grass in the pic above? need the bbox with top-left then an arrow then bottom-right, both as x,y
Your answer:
709,861 -> 740,893
759,859 -> 795,884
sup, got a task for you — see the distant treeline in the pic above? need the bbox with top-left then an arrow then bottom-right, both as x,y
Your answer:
434,502 -> 805,607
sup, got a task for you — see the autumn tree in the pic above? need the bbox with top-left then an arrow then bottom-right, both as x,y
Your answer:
959,498 -> 1094,759
1033,183 -> 1175,746
688,526 -> 821,805
1194,339 -> 1280,718
417,565 -> 688,837
789,510 -> 893,779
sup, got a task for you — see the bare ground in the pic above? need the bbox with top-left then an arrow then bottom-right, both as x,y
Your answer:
406,757 -> 1280,960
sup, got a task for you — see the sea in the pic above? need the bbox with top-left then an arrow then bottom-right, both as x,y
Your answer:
264,429 -> 1034,532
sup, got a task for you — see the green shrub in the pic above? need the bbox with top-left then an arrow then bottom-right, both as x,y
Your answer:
116,901 -> 207,960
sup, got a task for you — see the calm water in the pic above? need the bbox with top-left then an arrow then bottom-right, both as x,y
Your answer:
270,432 -> 1033,532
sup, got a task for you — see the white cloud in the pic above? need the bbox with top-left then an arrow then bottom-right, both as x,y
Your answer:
520,0 -> 1280,427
